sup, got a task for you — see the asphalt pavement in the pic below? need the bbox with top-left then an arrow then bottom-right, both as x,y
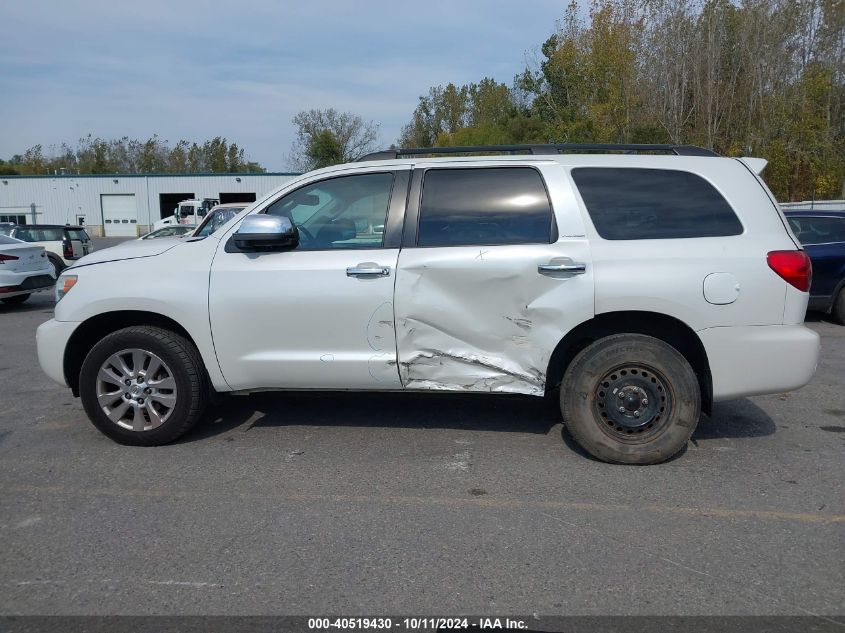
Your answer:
0,265 -> 843,617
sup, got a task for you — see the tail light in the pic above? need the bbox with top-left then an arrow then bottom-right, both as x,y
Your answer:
63,237 -> 73,259
0,253 -> 19,263
767,250 -> 812,292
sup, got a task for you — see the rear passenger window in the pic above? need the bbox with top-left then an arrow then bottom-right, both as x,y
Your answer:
571,168 -> 743,240
417,168 -> 554,247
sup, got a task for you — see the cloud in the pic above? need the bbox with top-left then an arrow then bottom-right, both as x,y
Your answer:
0,0 -> 564,170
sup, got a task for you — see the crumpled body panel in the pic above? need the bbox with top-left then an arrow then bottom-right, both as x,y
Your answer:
394,241 -> 594,396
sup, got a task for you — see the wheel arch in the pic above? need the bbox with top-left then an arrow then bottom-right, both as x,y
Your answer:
46,252 -> 66,271
545,310 -> 713,415
64,311 -> 202,396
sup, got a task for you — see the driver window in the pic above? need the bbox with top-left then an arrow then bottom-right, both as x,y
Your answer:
265,172 -> 393,250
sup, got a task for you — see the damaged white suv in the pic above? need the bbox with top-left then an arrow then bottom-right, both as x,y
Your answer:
37,144 -> 820,464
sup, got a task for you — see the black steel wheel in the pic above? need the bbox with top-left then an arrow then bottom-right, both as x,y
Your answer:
561,334 -> 701,464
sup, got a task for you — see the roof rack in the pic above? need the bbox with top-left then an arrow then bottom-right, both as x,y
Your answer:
356,143 -> 718,162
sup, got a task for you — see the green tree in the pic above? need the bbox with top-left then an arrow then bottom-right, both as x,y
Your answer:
289,109 -> 380,170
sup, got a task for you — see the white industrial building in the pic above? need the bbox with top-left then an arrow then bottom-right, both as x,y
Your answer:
0,172 -> 299,236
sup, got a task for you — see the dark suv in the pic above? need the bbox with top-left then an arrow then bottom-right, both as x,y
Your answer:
785,211 -> 845,324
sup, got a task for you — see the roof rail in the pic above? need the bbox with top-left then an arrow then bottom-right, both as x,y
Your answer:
356,143 -> 718,162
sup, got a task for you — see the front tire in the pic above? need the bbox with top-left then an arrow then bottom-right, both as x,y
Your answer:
560,334 -> 701,465
1,294 -> 30,305
79,326 -> 208,445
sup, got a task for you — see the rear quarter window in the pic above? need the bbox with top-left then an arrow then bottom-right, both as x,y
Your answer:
571,167 -> 743,240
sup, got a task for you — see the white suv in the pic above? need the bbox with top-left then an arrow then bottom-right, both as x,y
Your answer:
36,144 -> 820,464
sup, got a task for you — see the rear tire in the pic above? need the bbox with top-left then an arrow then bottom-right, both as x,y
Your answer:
1,294 -> 30,305
48,254 -> 65,278
79,326 -> 208,445
832,288 -> 845,325
560,334 -> 701,465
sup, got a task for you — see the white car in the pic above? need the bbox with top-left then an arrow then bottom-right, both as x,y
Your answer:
0,224 -> 93,275
36,144 -> 820,464
0,234 -> 55,305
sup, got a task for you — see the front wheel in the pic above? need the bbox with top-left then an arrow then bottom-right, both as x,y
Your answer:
79,326 -> 208,445
560,334 -> 701,465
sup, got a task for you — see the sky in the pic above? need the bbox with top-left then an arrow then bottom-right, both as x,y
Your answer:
0,1 -> 566,171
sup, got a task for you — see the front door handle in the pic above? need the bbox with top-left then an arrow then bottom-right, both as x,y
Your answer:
347,264 -> 391,278
538,261 -> 586,275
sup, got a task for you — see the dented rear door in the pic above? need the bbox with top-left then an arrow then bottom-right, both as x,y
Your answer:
394,162 -> 594,396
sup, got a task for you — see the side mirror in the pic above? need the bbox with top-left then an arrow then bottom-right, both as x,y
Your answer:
232,215 -> 299,252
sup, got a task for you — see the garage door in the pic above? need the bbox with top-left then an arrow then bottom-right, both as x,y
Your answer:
101,194 -> 138,237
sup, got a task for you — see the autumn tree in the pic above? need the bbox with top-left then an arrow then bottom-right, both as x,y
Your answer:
289,109 -> 380,170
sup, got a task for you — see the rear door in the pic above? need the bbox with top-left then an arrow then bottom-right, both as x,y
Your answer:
64,228 -> 89,258
393,163 -> 594,395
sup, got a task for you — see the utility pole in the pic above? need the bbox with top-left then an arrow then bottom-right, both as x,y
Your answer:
30,203 -> 36,225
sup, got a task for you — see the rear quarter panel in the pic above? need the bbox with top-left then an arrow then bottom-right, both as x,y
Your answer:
561,156 -> 798,330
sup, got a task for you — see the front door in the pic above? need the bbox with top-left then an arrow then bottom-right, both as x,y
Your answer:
209,169 -> 409,391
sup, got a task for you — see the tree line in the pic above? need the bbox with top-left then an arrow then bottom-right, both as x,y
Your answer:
293,0 -> 843,201
0,135 -> 265,176
398,0 -> 844,201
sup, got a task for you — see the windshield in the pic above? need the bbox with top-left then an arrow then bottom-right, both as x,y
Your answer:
194,207 -> 244,237
0,234 -> 24,245
0,226 -> 13,236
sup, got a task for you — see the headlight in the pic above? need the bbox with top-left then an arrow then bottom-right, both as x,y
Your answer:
55,274 -> 77,302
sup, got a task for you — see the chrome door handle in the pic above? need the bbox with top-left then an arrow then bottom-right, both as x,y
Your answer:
538,263 -> 586,275
346,266 -> 391,277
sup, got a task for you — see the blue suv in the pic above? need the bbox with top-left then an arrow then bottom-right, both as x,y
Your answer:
785,211 -> 845,324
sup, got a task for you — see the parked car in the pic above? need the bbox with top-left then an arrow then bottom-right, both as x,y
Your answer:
784,210 -> 845,324
0,234 -> 55,305
0,224 -> 92,276
140,225 -> 196,240
36,143 -> 819,464
191,203 -> 248,238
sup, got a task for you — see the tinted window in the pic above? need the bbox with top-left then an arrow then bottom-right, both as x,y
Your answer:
417,168 -> 553,247
787,216 -> 845,245
571,168 -> 743,240
13,227 -> 64,242
0,234 -> 23,245
66,229 -> 89,241
266,173 -> 393,250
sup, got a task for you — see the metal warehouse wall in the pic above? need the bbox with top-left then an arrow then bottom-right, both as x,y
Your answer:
0,172 -> 299,236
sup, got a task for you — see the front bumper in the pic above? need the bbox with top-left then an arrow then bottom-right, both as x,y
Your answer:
36,319 -> 79,387
699,324 -> 820,401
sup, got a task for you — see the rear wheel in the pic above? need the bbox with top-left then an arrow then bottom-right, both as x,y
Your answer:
79,326 -> 208,445
832,288 -> 845,325
48,254 -> 65,278
560,334 -> 701,465
1,294 -> 30,305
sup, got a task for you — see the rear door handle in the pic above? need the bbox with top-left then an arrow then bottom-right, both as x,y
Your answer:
538,262 -> 586,275
346,265 -> 391,277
